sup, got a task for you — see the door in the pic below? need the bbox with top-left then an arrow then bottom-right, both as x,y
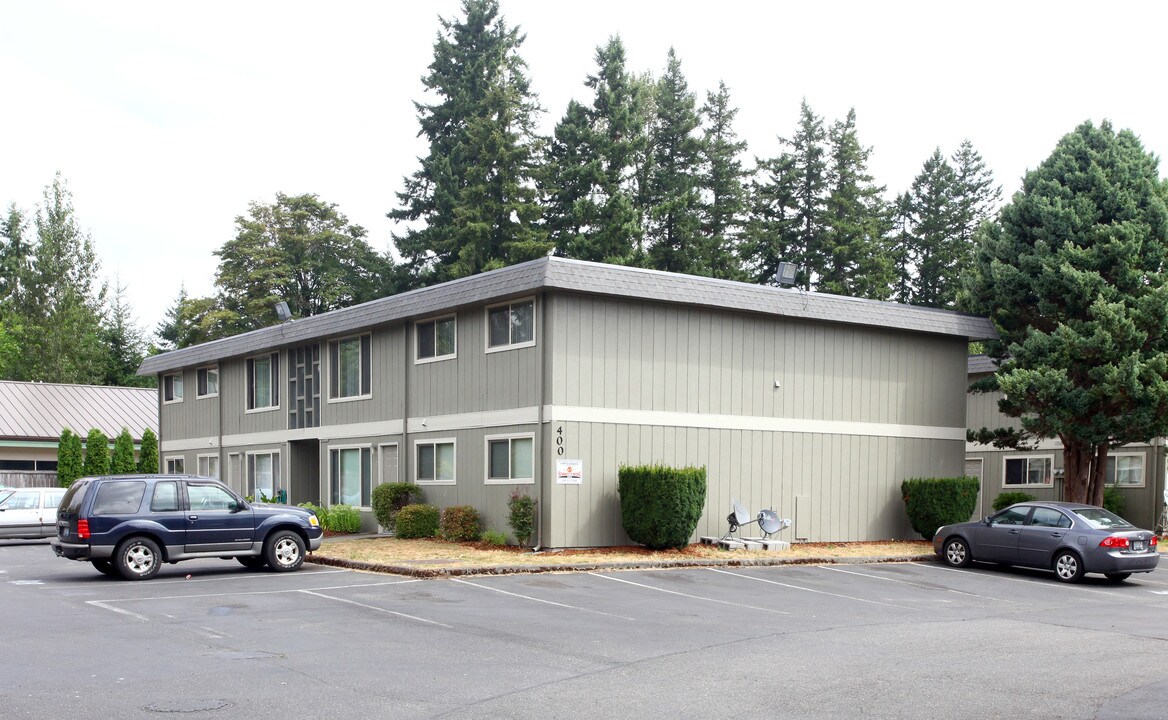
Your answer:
1016,506 -> 1071,568
184,481 -> 255,553
0,489 -> 43,538
379,443 -> 399,487
972,505 -> 1031,563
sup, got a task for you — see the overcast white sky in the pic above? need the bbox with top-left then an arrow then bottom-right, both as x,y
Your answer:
2,0 -> 1166,334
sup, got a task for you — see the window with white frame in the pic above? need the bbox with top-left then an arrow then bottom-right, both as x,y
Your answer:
197,454 -> 220,479
165,456 -> 185,474
1106,453 -> 1144,486
246,352 -> 280,411
416,439 -> 455,484
485,434 -> 534,484
329,334 -> 371,400
247,452 -> 280,500
196,366 -> 219,398
330,446 -> 372,506
1004,455 -> 1053,486
416,316 -> 456,362
487,299 -> 535,350
163,373 -> 183,403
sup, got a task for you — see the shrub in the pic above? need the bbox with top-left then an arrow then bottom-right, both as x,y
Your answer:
57,429 -> 84,488
992,491 -> 1036,512
299,502 -> 328,528
82,429 -> 110,477
441,505 -> 482,542
507,489 -> 537,548
481,529 -> 508,546
137,428 -> 159,474
372,482 -> 419,531
396,504 -> 440,539
325,504 -> 362,533
111,428 -> 136,474
618,464 -> 707,550
901,476 -> 980,539
1103,485 -> 1127,519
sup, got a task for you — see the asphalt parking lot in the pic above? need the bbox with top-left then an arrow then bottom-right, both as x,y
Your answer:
2,540 -> 1167,719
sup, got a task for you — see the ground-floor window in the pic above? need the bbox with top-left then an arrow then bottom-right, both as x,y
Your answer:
165,456 -> 185,475
1003,455 -> 1053,486
485,434 -> 534,484
247,452 -> 280,500
197,454 -> 220,479
1106,453 -> 1144,487
330,446 -> 372,507
416,439 -> 455,484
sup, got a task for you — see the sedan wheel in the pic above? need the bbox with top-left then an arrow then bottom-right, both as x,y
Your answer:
115,537 -> 161,581
264,530 -> 305,572
1053,550 -> 1085,583
943,537 -> 972,568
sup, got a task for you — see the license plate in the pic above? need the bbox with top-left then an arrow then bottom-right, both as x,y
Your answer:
1133,540 -> 1147,552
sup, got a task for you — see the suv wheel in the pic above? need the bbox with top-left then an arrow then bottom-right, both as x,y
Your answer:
115,536 -> 162,581
237,556 -> 267,569
265,530 -> 305,572
91,560 -> 119,577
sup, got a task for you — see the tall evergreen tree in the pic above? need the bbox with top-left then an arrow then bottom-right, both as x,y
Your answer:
541,99 -> 600,258
101,280 -> 152,387
819,109 -> 893,299
137,428 -> 159,474
900,149 -> 960,307
111,428 -> 136,474
82,428 -> 110,477
57,429 -> 84,487
644,49 -> 706,275
742,152 -> 800,285
391,0 -> 548,283
0,203 -> 31,306
698,81 -> 749,280
786,100 -> 829,289
950,138 -> 1001,259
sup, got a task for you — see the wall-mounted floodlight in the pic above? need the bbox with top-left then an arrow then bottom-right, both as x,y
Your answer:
776,262 -> 799,287
274,301 -> 293,322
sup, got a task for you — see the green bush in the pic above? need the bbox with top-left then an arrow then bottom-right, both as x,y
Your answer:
82,428 -> 110,477
396,504 -> 440,539
111,428 -> 136,474
481,529 -> 508,546
372,482 -> 419,531
992,491 -> 1036,512
298,502 -> 328,528
901,476 -> 980,539
441,505 -> 482,542
325,504 -> 362,533
1103,485 -> 1127,519
137,428 -> 159,474
618,464 -> 707,550
507,489 -> 537,548
57,429 -> 84,488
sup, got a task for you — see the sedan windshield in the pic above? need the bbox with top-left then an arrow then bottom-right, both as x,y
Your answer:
1072,507 -> 1134,530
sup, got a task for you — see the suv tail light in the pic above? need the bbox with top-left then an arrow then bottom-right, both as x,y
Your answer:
78,519 -> 90,539
1099,535 -> 1130,549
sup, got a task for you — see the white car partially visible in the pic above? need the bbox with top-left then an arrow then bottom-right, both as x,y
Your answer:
0,487 -> 66,539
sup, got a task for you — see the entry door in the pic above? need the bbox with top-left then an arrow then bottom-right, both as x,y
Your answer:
964,458 -> 984,519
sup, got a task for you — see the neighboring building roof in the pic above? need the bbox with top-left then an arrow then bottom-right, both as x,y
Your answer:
139,256 -> 999,375
967,355 -> 1000,375
0,381 -> 158,443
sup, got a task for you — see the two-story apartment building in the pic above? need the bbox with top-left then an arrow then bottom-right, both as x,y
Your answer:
139,257 -> 996,547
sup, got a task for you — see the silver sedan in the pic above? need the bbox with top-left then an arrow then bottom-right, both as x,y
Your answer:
933,501 -> 1159,583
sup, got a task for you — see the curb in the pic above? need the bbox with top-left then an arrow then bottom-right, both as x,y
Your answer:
306,552 -> 937,578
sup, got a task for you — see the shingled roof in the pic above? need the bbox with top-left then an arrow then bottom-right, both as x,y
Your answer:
0,381 -> 158,443
140,256 -> 998,375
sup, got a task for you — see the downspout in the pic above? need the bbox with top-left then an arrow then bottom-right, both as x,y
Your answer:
402,321 -> 410,496
535,291 -> 548,551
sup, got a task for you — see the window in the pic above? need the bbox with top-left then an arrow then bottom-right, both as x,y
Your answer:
1003,456 -> 1052,486
163,373 -> 183,403
416,316 -> 456,362
416,439 -> 455,484
187,483 -> 236,511
329,335 -> 371,400
330,447 -> 372,507
247,452 -> 280,500
1106,454 -> 1144,487
197,454 -> 220,479
197,366 -> 219,398
485,434 -> 534,484
165,456 -> 185,475
247,352 -> 280,411
487,299 -> 535,350
92,481 -> 146,515
990,506 -> 1030,526
1029,507 -> 1071,528
289,344 -> 321,430
150,481 -> 180,512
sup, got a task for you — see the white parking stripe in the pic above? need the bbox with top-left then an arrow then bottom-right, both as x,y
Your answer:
588,572 -> 788,615
83,578 -> 420,605
451,578 -> 635,621
298,589 -> 452,628
818,565 -> 1019,604
43,567 -> 352,590
87,600 -> 149,621
707,567 -> 910,609
918,562 -> 1148,601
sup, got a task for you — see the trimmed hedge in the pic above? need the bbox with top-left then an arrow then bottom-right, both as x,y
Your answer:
992,491 -> 1036,512
57,429 -> 84,488
82,428 -> 110,477
111,428 -> 136,474
441,505 -> 482,542
372,482 -> 419,532
396,504 -> 440,539
901,476 -> 979,539
618,464 -> 707,550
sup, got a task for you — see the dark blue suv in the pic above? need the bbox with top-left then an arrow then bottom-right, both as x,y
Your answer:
51,475 -> 323,580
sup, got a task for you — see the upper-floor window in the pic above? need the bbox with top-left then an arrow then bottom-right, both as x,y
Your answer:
487,299 -> 535,351
247,352 -> 280,411
196,366 -> 219,398
163,373 -> 183,403
329,334 -> 371,400
416,316 -> 456,363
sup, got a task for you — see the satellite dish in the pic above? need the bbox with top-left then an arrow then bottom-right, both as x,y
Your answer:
757,509 -> 792,538
731,500 -> 750,526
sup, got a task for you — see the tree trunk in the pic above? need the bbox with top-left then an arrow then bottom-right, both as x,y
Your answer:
1061,437 -> 1093,504
1087,444 -> 1109,507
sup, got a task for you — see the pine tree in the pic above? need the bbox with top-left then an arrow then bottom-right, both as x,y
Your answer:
542,99 -> 602,258
391,0 -> 548,284
819,109 -> 893,299
83,428 -> 110,477
644,49 -> 706,275
102,280 -> 152,387
742,153 -> 800,284
137,428 -> 159,474
698,81 -> 749,280
785,100 -> 829,289
0,203 -> 31,306
950,139 -> 1001,275
111,428 -> 136,474
901,149 -> 960,307
57,429 -> 84,487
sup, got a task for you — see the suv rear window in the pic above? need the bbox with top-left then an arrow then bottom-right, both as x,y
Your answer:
92,481 -> 147,515
59,480 -> 91,516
